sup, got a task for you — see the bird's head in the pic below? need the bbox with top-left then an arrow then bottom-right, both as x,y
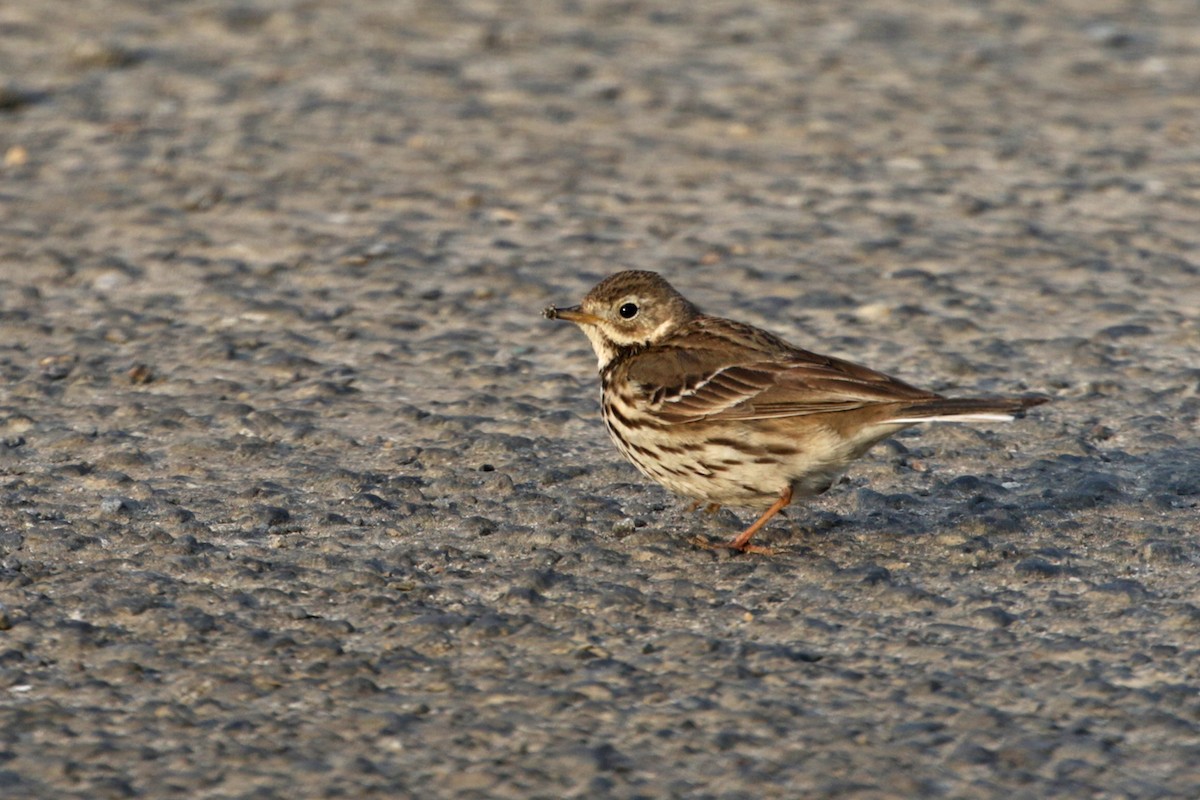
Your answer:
544,270 -> 699,368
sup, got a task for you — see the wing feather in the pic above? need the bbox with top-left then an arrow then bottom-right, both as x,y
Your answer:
621,320 -> 938,425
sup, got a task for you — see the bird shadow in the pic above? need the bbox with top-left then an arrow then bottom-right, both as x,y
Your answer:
763,444 -> 1200,550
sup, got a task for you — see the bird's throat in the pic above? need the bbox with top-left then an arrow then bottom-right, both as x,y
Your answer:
596,338 -> 649,378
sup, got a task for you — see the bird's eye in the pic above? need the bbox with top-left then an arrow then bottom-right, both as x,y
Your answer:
618,302 -> 639,319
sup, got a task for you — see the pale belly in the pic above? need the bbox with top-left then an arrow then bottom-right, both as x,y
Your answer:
602,412 -> 865,510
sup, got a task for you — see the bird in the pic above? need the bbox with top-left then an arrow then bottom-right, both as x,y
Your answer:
543,270 -> 1047,554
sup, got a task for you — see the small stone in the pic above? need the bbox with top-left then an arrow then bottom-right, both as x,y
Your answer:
69,39 -> 141,69
256,506 -> 291,526
611,518 -> 636,535
3,145 -> 27,167
1014,557 -> 1064,577
100,496 -> 138,515
183,185 -> 224,211
974,606 -> 1018,627
127,364 -> 155,384
461,516 -> 497,536
39,355 -> 76,381
1098,324 -> 1151,339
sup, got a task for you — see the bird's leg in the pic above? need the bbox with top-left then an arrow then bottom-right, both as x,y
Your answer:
690,487 -> 792,555
726,486 -> 793,552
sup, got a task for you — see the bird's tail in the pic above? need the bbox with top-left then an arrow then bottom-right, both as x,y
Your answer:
888,395 -> 1049,425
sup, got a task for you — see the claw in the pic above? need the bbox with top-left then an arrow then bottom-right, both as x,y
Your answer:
688,536 -> 775,556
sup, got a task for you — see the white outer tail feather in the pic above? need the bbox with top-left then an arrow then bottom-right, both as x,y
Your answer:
889,413 -> 1016,425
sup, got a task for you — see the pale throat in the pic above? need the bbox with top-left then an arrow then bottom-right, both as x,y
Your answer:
582,325 -> 620,370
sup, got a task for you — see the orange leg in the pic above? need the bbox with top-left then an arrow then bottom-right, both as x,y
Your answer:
690,487 -> 793,555
727,486 -> 793,552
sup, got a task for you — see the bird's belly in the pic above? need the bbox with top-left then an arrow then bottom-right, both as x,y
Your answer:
603,413 -> 854,509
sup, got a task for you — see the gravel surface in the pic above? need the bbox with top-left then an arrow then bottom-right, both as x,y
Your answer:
2,1 -> 1200,798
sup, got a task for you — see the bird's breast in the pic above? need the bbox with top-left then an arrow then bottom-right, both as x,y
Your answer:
598,379 -> 843,507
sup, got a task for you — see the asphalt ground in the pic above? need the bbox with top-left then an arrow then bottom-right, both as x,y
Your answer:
1,1 -> 1199,797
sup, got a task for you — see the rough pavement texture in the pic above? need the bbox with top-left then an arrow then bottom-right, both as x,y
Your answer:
2,1 -> 1200,798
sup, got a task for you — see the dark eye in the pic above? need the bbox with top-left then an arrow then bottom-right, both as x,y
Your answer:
618,302 -> 639,319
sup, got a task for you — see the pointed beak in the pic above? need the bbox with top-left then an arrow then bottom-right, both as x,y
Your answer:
543,304 -> 603,325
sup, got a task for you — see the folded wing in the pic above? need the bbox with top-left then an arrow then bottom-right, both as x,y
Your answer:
624,330 -> 938,425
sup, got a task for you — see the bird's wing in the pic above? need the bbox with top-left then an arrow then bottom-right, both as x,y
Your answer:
625,338 -> 937,425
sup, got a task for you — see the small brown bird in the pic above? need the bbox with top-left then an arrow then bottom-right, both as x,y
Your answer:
544,270 -> 1046,553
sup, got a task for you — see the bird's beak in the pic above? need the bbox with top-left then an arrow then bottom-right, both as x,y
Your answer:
543,304 -> 603,325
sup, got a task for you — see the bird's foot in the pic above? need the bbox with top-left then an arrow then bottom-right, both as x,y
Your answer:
688,536 -> 775,556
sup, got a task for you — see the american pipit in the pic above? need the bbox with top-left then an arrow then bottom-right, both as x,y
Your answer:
545,270 -> 1046,553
